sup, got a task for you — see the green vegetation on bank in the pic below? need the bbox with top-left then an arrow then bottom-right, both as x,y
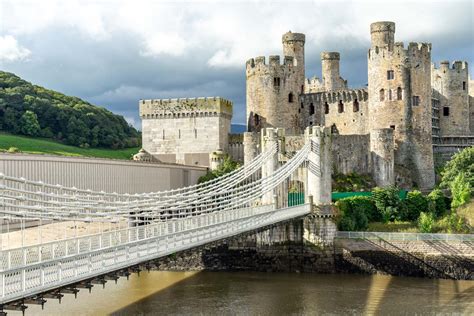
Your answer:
0,133 -> 139,160
0,71 -> 140,149
336,147 -> 473,234
198,155 -> 240,183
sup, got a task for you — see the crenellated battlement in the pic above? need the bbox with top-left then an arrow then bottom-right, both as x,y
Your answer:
139,96 -> 233,118
369,41 -> 431,62
302,88 -> 368,104
432,60 -> 468,71
321,52 -> 340,60
246,55 -> 296,75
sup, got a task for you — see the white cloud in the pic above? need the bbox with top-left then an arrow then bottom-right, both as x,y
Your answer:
0,35 -> 31,62
2,0 -> 472,66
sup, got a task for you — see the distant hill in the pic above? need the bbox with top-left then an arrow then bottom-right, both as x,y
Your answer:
231,124 -> 247,133
0,133 -> 139,160
0,71 -> 140,149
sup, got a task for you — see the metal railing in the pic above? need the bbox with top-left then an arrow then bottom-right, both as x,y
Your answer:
336,231 -> 474,242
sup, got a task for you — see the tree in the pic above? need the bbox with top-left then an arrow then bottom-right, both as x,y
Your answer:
441,146 -> 474,189
19,110 -> 40,136
371,186 -> 401,222
450,172 -> 471,210
400,190 -> 428,221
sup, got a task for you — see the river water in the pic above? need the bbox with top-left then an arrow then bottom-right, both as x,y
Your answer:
20,271 -> 473,315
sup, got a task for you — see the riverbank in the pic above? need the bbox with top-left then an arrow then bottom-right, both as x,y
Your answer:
151,225 -> 474,280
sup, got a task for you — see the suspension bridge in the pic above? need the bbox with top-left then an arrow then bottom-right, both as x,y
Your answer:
0,127 -> 332,313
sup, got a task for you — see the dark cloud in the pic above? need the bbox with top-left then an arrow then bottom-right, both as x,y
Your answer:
2,1 -> 472,129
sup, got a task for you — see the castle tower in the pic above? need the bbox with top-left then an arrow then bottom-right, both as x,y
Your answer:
282,32 -> 306,93
431,61 -> 470,136
367,21 -> 434,189
246,32 -> 306,134
321,52 -> 347,91
370,21 -> 395,51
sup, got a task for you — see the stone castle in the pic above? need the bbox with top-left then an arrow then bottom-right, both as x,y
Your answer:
138,21 -> 474,190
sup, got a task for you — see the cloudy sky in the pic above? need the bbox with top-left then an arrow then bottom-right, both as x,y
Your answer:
1,0 -> 473,129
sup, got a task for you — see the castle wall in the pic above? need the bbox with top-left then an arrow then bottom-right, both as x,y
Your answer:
332,134 -> 371,175
431,61 -> 470,136
140,97 -> 232,167
228,134 -> 244,163
300,89 -> 369,135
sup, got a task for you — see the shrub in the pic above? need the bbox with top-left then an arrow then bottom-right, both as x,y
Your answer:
7,147 -> 20,153
400,190 -> 428,221
418,212 -> 435,233
435,213 -> 470,234
198,155 -> 240,184
427,189 -> 447,218
335,197 -> 370,231
372,186 -> 401,222
450,172 -> 471,210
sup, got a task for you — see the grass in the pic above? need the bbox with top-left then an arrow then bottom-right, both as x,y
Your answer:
367,221 -> 418,233
0,133 -> 139,160
456,199 -> 473,228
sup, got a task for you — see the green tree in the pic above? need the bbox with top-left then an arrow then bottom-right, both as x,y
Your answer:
371,186 -> 401,222
450,172 -> 471,210
427,189 -> 447,218
19,110 -> 40,136
198,155 -> 240,184
441,146 -> 474,189
400,190 -> 428,221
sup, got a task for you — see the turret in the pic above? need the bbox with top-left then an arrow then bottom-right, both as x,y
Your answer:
431,61 -> 470,135
282,31 -> 306,93
321,52 -> 347,91
370,21 -> 395,51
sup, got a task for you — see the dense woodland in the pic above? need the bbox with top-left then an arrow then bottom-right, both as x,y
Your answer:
0,71 -> 140,149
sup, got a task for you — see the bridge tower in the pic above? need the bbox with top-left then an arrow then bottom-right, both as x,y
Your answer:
261,128 -> 284,205
304,126 -> 332,208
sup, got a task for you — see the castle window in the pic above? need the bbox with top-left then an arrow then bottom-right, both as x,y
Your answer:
388,89 -> 392,101
443,107 -> 450,116
274,77 -> 280,87
194,129 -> 197,138
353,99 -> 359,112
390,125 -> 395,130
387,70 -> 394,80
463,81 -> 466,90
412,96 -> 420,106
288,93 -> 294,103
178,129 -> 181,139
397,87 -> 402,100
301,85 -> 304,93
338,100 -> 344,113
162,129 -> 165,140
309,103 -> 315,115
301,102 -> 304,109
379,89 -> 385,101
254,113 -> 260,126
324,102 -> 329,114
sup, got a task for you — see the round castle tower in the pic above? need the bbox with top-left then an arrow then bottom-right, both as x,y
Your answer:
367,21 -> 434,189
246,32 -> 305,133
321,52 -> 347,91
431,61 -> 470,136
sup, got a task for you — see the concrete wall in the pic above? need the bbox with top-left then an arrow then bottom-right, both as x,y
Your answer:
0,154 -> 207,194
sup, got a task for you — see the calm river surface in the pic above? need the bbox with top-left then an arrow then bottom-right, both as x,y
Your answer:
19,271 -> 473,315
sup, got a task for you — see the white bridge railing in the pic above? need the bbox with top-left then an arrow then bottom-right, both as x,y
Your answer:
0,204 -> 310,303
336,231 -> 474,242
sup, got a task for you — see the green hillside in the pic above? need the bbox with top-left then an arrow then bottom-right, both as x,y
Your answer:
0,71 -> 140,149
0,133 -> 139,160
